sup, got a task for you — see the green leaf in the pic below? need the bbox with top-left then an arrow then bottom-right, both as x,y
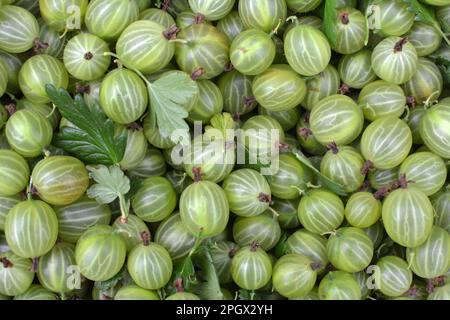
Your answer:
125,177 -> 143,202
235,132 -> 275,173
95,276 -> 122,293
435,55 -> 450,84
403,0 -> 450,45
438,65 -> 450,84
291,148 -> 348,196
238,143 -> 272,172
170,233 -> 206,293
44,145 -> 68,157
86,165 -> 130,204
95,266 -> 132,292
323,0 -> 339,47
208,113 -> 236,132
403,0 -> 436,24
430,54 -> 450,84
272,231 -> 290,259
147,71 -> 198,143
173,256 -> 196,291
191,241 -> 224,300
53,127 -> 121,165
436,56 -> 450,68
46,85 -> 127,165
204,113 -> 237,142
238,289 -> 254,300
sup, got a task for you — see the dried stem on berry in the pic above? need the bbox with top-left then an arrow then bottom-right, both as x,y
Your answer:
5,103 -> 16,116
195,14 -> 205,24
361,160 -> 373,175
339,12 -> 350,25
163,25 -> 181,40
258,193 -> 272,203
84,52 -> 94,60
192,167 -> 203,182
373,187 -> 390,200
228,247 -> 238,258
31,257 -> 39,272
250,241 -> 260,252
0,257 -> 13,268
394,38 -> 408,53
75,83 -> 90,94
162,0 -> 170,12
224,62 -> 234,72
191,68 -> 205,80
33,39 -> 49,53
406,96 -> 416,108
141,231 -> 151,246
397,174 -> 415,189
310,262 -> 323,271
243,96 -> 257,108
127,122 -> 142,132
359,180 -> 372,192
174,278 -> 185,293
327,141 -> 339,154
298,127 -> 312,140
339,84 -> 350,95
